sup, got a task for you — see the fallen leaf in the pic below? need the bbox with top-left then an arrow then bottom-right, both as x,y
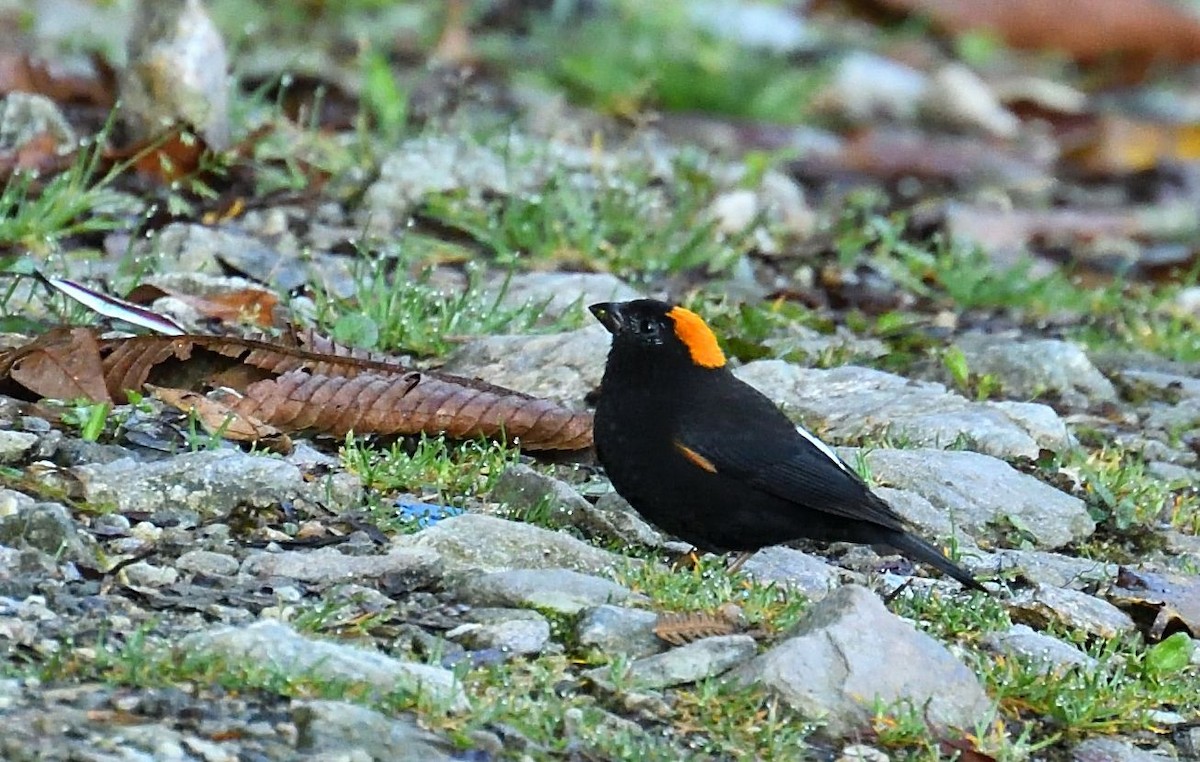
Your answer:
1108,567 -> 1200,639
148,384 -> 292,454
6,327 -> 111,403
870,0 -> 1200,67
0,330 -> 594,451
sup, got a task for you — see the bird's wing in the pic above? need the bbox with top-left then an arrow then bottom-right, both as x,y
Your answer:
676,396 -> 907,531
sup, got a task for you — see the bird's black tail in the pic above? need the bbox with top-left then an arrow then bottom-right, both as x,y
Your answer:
884,530 -> 987,592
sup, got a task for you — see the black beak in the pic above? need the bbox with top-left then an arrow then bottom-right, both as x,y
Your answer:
589,302 -> 623,334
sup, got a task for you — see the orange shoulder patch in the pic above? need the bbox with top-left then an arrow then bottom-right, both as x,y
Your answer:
673,440 -> 718,473
667,307 -> 726,369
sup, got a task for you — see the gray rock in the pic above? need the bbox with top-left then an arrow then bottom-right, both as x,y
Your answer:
1117,369 -> 1200,401
294,700 -> 456,760
1009,584 -> 1136,639
441,326 -> 609,405
855,448 -> 1094,549
391,514 -> 628,575
75,450 -> 361,520
491,465 -> 664,548
176,549 -> 240,577
576,605 -> 666,659
0,431 -> 38,464
871,487 -> 974,548
736,361 -> 1072,459
955,335 -> 1116,407
984,549 -> 1117,589
243,546 -> 441,588
122,561 -> 178,588
982,625 -> 1097,675
688,1 -> 813,54
446,609 -> 551,655
495,272 -> 640,322
0,502 -> 94,563
923,63 -> 1018,138
587,491 -> 673,549
0,488 -> 35,518
458,568 -> 641,615
735,585 -> 991,736
119,0 -> 229,149
180,620 -> 468,711
596,635 -> 757,691
1072,737 -> 1175,762
739,546 -> 843,600
0,93 -> 75,151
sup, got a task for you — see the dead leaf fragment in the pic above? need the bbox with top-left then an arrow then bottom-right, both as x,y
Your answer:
148,384 -> 292,454
871,0 -> 1200,67
0,329 -> 594,451
1108,567 -> 1200,639
7,327 -> 111,403
653,603 -> 748,646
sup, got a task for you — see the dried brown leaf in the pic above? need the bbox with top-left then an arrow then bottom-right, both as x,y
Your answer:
148,384 -> 292,454
7,327 -> 111,403
653,604 -> 746,646
871,0 -> 1200,66
235,369 -> 593,450
1109,567 -> 1200,640
126,283 -> 280,328
1,330 -> 594,451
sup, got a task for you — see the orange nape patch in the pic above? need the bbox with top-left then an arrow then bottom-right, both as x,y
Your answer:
666,307 -> 726,368
674,440 -> 718,473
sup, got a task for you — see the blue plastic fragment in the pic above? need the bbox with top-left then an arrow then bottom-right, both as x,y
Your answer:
394,499 -> 465,528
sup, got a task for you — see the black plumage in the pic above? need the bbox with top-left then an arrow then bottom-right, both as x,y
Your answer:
590,299 -> 984,591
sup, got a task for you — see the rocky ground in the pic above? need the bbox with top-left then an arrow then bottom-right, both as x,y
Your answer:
3,1 -> 1200,761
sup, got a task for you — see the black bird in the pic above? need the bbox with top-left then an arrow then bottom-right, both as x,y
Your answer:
589,299 -> 984,591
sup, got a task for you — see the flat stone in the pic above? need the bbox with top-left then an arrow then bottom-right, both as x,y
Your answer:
458,568 -> 641,615
391,514 -> 628,575
853,448 -> 1094,549
982,625 -> 1097,675
180,620 -> 468,712
736,361 -> 1072,460
576,605 -> 666,659
1072,738 -> 1176,762
1009,584 -> 1137,639
494,272 -> 640,322
294,700 -> 457,760
739,546 -> 843,600
122,561 -> 178,588
955,334 -> 1116,408
595,635 -> 757,691
0,431 -> 37,464
735,585 -> 991,736
0,488 -> 35,518
441,326 -> 609,405
491,465 -> 664,548
243,546 -> 441,588
984,549 -> 1118,589
446,609 -> 551,655
176,549 -> 240,577
0,502 -> 95,564
75,450 -> 361,520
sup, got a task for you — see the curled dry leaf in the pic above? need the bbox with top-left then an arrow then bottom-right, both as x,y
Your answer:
0,329 -> 594,451
147,384 -> 292,454
3,327 -> 111,403
870,0 -> 1200,67
124,282 -> 280,329
235,369 -> 593,449
653,603 -> 749,646
1108,567 -> 1200,640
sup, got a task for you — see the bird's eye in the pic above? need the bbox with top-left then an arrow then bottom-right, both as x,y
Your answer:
638,318 -> 656,335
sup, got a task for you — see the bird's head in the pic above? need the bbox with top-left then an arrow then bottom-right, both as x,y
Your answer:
589,299 -> 726,370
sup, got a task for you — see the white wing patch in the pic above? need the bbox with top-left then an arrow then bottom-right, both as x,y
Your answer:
795,425 -> 852,473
